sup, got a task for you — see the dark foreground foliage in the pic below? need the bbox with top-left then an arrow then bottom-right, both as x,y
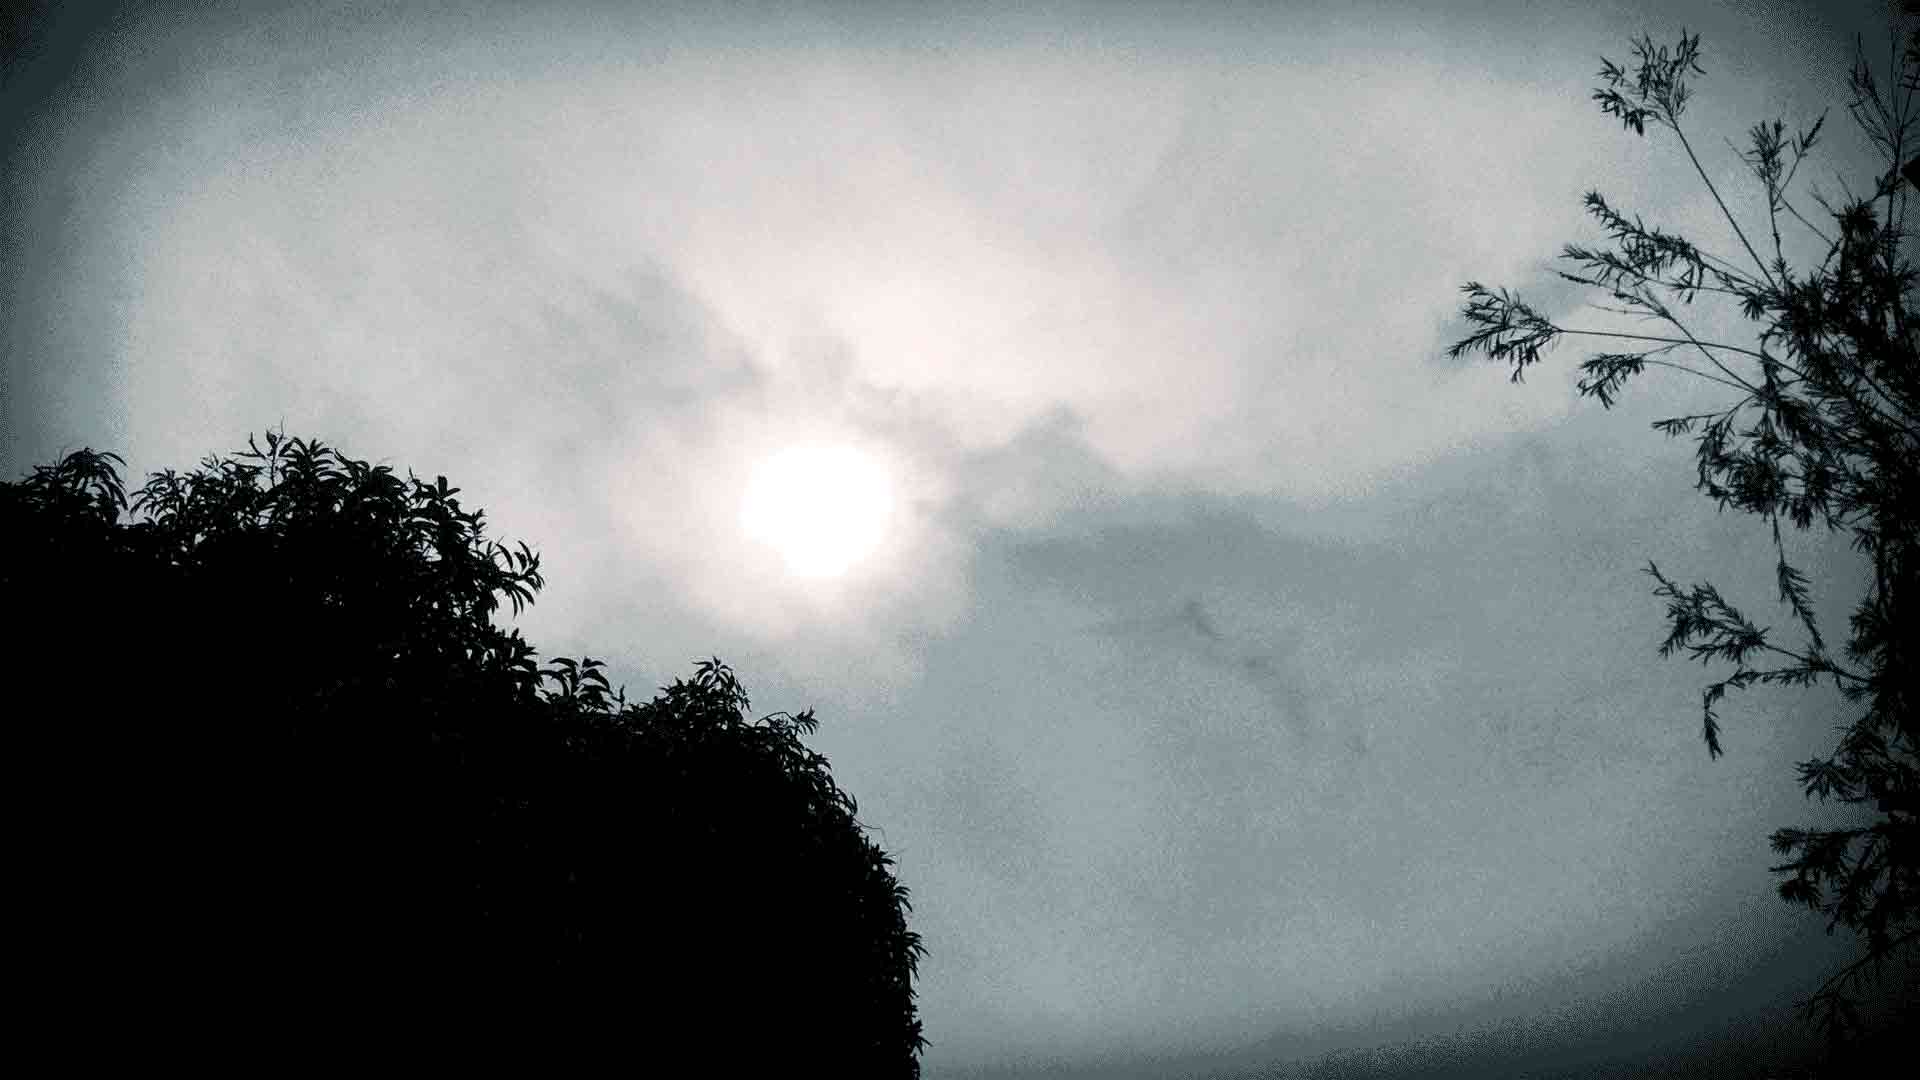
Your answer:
3,430 -> 925,1074
1449,26 -> 1917,1060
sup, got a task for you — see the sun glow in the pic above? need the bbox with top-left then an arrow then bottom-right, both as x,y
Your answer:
740,445 -> 893,579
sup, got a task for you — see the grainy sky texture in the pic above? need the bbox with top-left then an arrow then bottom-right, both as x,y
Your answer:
6,1 -> 1918,1075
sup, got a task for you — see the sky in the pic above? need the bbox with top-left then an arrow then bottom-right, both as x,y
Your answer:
6,0 -> 1918,1075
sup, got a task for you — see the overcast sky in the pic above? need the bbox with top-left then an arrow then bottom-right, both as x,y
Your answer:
6,1 -> 1918,1075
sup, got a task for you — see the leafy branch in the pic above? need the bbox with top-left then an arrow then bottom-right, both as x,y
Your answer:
1595,30 -> 1779,289
1453,26 -> 1920,1053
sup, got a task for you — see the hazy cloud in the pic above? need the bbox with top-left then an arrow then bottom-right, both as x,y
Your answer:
5,0 -> 1910,1074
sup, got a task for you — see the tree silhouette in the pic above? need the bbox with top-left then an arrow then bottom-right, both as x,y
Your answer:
4,429 -> 926,1073
1448,26 -> 1918,1064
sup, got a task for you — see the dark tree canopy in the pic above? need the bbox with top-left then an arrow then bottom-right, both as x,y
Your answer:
4,429 -> 926,1073
1448,26 -> 1918,1064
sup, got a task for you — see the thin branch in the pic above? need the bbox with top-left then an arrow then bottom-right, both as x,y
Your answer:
1656,409 -> 1732,429
1751,640 -> 1872,684
1694,245 -> 1767,286
1672,121 -> 1781,290
1725,128 -> 1791,270
1661,282 -> 1757,299
1640,356 -> 1756,394
1588,301 -> 1663,319
1877,33 -> 1907,265
1554,327 -> 1767,360
1553,328 -> 1767,393
1645,291 -> 1788,389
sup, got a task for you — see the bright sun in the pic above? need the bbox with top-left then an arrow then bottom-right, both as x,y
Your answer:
740,445 -> 893,579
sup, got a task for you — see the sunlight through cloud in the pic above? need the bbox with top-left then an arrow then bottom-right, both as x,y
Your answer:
740,444 -> 894,579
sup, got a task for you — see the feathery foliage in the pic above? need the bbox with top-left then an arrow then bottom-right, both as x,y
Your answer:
1448,26 -> 1919,1057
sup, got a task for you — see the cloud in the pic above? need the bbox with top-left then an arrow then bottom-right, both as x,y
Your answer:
10,3 -> 1910,1073
875,405 -> 1875,1064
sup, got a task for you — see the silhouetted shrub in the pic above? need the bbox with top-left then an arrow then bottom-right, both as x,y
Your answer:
4,430 -> 925,1073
